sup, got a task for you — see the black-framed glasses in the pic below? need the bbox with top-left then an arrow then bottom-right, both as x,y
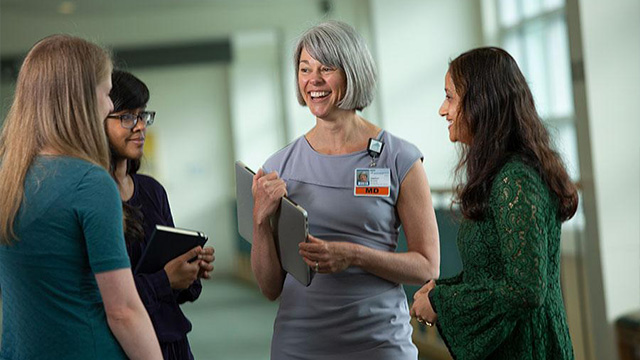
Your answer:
107,111 -> 155,129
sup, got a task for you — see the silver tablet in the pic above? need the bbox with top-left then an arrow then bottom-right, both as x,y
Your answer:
235,161 -> 255,243
235,161 -> 313,286
274,196 -> 312,286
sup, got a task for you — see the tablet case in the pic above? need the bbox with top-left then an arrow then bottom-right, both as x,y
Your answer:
235,162 -> 255,243
235,161 -> 313,286
274,197 -> 313,286
134,225 -> 208,275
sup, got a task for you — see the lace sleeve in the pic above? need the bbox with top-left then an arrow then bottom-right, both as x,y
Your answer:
490,170 -> 548,309
435,271 -> 463,286
429,165 -> 550,360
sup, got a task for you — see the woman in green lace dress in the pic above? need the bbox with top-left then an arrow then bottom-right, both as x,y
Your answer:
410,47 -> 578,359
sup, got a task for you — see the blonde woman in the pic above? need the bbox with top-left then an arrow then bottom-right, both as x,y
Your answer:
0,35 -> 162,360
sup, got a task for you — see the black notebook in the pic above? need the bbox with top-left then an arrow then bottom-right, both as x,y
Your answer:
134,225 -> 209,275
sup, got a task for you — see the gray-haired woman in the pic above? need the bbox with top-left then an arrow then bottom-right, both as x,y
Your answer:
251,21 -> 440,359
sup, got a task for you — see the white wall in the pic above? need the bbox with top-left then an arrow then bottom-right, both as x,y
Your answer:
230,30 -> 286,171
0,0 -> 373,142
0,1 -> 317,54
132,64 -> 236,275
369,0 -> 483,191
578,0 -> 640,323
0,0 -> 377,275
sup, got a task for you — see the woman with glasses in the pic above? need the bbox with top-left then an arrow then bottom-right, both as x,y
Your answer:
106,70 -> 215,360
0,36 -> 161,359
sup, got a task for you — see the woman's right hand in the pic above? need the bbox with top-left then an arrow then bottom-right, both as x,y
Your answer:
250,168 -> 287,301
410,280 -> 438,324
164,246 -> 202,290
252,168 -> 287,226
413,279 -> 436,301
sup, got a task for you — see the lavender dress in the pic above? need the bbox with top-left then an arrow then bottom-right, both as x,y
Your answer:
263,130 -> 421,360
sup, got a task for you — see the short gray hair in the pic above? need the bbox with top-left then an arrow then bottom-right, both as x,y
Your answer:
294,21 -> 377,111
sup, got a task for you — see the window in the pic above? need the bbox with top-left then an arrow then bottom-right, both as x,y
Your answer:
492,2 -> 589,358
495,0 -> 579,180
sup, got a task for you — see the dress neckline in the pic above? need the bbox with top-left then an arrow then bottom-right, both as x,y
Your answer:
302,129 -> 385,158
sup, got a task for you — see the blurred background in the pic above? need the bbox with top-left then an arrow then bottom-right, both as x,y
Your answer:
0,0 -> 638,359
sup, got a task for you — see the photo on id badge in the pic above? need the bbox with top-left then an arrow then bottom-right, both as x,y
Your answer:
357,170 -> 370,186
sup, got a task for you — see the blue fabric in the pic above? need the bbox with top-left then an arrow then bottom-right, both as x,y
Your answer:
0,156 -> 130,359
126,174 -> 200,358
263,130 -> 422,360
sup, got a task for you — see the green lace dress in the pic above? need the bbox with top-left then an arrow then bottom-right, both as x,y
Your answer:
429,160 -> 574,360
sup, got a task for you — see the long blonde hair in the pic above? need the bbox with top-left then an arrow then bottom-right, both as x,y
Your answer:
0,35 -> 112,243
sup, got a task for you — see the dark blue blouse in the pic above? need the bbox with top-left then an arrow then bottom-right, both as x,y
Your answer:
126,174 -> 201,356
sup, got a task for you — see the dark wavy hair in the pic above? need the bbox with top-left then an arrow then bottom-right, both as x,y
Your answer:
108,70 -> 149,243
449,47 -> 578,222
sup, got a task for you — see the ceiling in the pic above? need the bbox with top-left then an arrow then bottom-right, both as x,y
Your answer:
0,0 -> 300,16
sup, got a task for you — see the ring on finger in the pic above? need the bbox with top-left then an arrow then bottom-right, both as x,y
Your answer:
315,262 -> 319,272
417,317 -> 433,327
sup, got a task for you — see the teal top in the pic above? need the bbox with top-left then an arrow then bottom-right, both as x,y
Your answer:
0,156 -> 131,360
430,160 -> 574,360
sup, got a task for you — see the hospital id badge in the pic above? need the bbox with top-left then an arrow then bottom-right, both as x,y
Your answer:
354,168 -> 390,197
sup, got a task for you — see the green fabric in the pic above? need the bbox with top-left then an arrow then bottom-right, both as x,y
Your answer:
431,160 -> 574,360
0,156 -> 130,360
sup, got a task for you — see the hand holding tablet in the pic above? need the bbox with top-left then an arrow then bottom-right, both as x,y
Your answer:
235,161 -> 313,286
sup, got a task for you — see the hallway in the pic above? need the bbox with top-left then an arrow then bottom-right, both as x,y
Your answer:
183,277 -> 278,360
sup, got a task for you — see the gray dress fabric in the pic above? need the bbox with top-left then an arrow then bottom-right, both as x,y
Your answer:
262,130 -> 422,360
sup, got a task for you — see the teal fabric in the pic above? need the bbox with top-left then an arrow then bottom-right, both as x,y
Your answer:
431,160 -> 574,360
0,156 -> 131,360
399,209 -> 462,301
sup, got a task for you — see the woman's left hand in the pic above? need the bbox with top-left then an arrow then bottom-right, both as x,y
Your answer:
410,280 -> 438,325
197,246 -> 215,279
299,235 -> 355,274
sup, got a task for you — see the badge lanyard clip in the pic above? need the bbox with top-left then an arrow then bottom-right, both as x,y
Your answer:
367,138 -> 384,167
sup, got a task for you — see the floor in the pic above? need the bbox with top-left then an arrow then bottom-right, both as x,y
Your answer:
0,277 -> 440,359
0,276 -> 277,359
184,277 -> 437,360
182,276 -> 278,360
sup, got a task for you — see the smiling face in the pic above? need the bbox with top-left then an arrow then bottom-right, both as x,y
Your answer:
438,71 -> 471,144
105,107 -> 147,160
297,47 -> 347,120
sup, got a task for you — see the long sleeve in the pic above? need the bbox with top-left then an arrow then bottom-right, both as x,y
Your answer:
176,281 -> 202,304
134,270 -> 202,308
435,271 -> 464,286
127,174 -> 199,343
134,270 -> 175,312
430,165 -> 551,360
133,265 -> 201,307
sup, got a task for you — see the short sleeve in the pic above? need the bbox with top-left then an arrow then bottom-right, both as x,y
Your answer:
74,167 -> 130,274
393,137 -> 423,184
